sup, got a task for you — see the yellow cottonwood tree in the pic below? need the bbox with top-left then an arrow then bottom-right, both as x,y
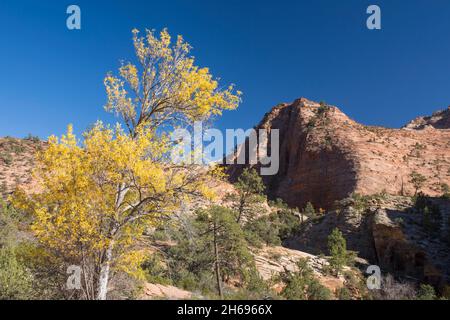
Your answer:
12,28 -> 240,300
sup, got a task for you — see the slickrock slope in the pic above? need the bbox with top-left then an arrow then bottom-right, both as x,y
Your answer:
228,98 -> 450,210
253,245 -> 346,295
139,283 -> 193,300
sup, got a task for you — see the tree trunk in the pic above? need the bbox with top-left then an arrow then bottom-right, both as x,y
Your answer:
400,176 -> 405,196
236,197 -> 245,224
213,222 -> 223,299
96,241 -> 114,300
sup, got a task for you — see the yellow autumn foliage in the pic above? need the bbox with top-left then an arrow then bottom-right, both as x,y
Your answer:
104,28 -> 241,136
11,28 -> 241,299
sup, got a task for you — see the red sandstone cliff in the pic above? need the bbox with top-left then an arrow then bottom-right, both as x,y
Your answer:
228,98 -> 450,210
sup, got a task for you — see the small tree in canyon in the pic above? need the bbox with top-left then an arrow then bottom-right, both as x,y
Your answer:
227,168 -> 266,224
12,28 -> 240,300
327,228 -> 351,275
409,171 -> 426,196
194,206 -> 254,298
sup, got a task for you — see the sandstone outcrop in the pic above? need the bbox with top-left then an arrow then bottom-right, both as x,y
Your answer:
228,98 -> 450,210
286,194 -> 450,288
371,209 -> 442,287
140,282 -> 193,300
404,106 -> 450,130
253,245 -> 345,294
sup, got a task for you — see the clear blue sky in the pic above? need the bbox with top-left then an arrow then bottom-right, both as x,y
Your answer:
1,0 -> 450,139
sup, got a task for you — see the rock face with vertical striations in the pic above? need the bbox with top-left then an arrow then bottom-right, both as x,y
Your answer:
227,98 -> 450,210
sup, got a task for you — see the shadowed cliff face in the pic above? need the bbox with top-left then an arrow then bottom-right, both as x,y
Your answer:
285,195 -> 450,288
227,98 -> 450,210
257,99 -> 357,210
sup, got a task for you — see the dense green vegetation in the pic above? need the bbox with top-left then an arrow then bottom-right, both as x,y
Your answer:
280,258 -> 331,300
143,169 -> 308,299
0,200 -> 33,299
146,205 -> 273,299
413,194 -> 442,236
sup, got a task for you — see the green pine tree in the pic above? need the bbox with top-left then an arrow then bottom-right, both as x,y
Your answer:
327,228 -> 350,275
229,168 -> 266,224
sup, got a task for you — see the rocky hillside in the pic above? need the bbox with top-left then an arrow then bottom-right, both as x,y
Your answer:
252,245 -> 346,294
285,194 -> 450,290
228,98 -> 450,210
0,137 -> 44,197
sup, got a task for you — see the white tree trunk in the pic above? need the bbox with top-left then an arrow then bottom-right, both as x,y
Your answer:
96,242 -> 113,300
